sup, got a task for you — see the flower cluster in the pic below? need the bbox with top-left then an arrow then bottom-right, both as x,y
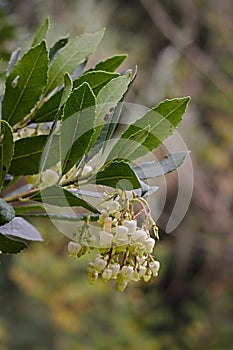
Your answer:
68,190 -> 160,291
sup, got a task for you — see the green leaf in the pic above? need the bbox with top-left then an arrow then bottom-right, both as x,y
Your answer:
73,70 -> 119,95
108,97 -> 190,161
107,124 -> 150,162
95,73 -> 131,128
0,199 -> 15,225
45,29 -> 105,94
32,89 -> 63,122
133,152 -> 190,179
31,185 -> 99,213
31,17 -> 50,47
9,135 -> 48,175
89,159 -> 140,190
0,120 -> 14,187
0,217 -> 43,241
14,204 -> 44,216
59,72 -> 73,108
61,82 -> 96,174
49,36 -> 69,61
2,41 -> 49,126
94,54 -> 128,72
0,233 -> 27,254
33,71 -> 119,123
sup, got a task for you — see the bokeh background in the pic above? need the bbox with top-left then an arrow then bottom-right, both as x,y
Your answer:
0,0 -> 233,349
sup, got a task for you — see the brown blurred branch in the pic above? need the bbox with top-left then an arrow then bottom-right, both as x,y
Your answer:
140,0 -> 232,94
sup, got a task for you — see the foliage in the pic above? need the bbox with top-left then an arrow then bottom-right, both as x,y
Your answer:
0,18 -> 189,291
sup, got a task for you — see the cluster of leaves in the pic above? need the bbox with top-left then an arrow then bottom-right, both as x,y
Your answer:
0,18 -> 190,255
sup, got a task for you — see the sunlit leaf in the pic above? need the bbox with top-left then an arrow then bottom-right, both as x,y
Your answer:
2,41 -> 49,126
45,29 -> 105,94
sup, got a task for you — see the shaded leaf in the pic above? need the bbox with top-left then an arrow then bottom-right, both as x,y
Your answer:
49,36 -> 69,61
0,199 -> 15,225
31,185 -> 99,213
0,217 -> 43,241
32,17 -> 49,47
0,120 -> 14,187
0,233 -> 27,254
133,152 -> 190,179
90,159 -> 140,190
9,135 -> 48,175
32,89 -> 62,122
2,41 -> 49,126
94,54 -> 128,72
14,204 -> 44,216
45,29 -> 105,94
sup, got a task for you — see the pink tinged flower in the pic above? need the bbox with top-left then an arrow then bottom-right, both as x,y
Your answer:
103,217 -> 113,232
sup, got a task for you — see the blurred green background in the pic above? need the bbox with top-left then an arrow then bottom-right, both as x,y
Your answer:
0,0 -> 232,349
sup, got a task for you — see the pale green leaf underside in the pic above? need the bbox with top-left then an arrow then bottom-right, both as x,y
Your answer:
133,151 -> 190,179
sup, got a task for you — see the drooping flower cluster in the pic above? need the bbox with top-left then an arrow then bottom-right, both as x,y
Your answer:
68,190 -> 160,291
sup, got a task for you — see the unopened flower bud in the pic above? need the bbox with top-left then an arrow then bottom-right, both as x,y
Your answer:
68,241 -> 81,256
123,220 -> 137,234
114,225 -> 129,245
117,273 -> 128,292
121,265 -> 134,280
87,263 -> 98,285
94,256 -> 107,272
41,169 -> 59,186
81,165 -> 93,178
138,265 -> 147,278
149,260 -> 160,276
144,237 -> 155,253
108,200 -> 120,213
143,269 -> 152,282
109,263 -> 120,278
102,268 -> 113,282
99,231 -> 113,247
132,229 -> 147,243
